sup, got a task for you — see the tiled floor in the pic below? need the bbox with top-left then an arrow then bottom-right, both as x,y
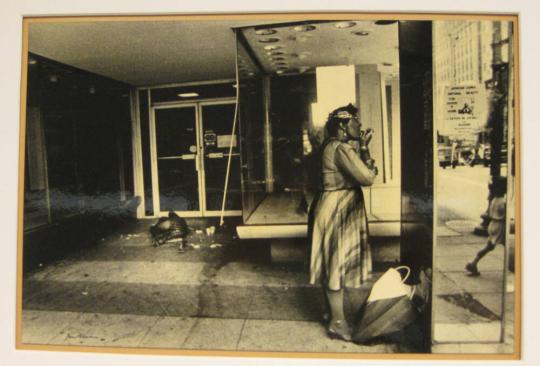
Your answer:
22,310 -> 396,354
432,228 -> 515,354
20,219 -> 517,356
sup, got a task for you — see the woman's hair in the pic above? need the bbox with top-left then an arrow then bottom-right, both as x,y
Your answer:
325,103 -> 359,137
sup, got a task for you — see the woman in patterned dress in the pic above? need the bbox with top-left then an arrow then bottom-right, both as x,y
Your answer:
309,104 -> 377,341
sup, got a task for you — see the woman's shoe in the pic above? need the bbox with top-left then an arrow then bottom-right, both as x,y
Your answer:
465,262 -> 480,276
327,320 -> 352,341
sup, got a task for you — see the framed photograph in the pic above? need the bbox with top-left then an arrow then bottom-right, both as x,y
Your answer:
2,1 -> 537,365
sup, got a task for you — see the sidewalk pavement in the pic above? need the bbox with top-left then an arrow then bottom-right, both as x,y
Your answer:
21,218 -> 515,355
431,222 -> 515,354
21,219 -> 404,355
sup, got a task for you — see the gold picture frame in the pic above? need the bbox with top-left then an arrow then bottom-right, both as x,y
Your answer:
8,4 -> 526,364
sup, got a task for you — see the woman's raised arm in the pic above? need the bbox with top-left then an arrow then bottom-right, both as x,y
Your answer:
335,143 -> 376,187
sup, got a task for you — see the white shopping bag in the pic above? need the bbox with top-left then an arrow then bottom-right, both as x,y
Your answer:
367,266 -> 414,303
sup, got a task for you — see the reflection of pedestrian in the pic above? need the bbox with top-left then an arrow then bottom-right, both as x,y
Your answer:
478,143 -> 485,160
466,177 -> 506,276
309,104 -> 377,341
450,140 -> 460,168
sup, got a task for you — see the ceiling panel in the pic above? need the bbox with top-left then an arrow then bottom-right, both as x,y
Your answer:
29,19 -> 399,87
29,20 -> 265,86
241,20 -> 399,77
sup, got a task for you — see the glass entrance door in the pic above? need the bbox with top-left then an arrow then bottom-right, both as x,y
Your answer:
152,104 -> 202,215
151,100 -> 240,217
199,101 -> 242,215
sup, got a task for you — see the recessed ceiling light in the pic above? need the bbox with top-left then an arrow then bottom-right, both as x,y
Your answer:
375,20 -> 398,25
28,58 -> 37,65
255,28 -> 277,35
258,37 -> 280,43
335,21 -> 356,29
352,30 -> 370,36
276,70 -> 285,74
263,45 -> 282,51
178,92 -> 199,98
294,35 -> 312,43
293,24 -> 316,32
267,50 -> 285,56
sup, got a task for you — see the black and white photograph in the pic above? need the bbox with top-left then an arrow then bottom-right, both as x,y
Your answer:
15,12 -> 519,359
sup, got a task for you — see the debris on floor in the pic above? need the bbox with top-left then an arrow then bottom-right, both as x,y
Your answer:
206,226 -> 216,236
149,212 -> 189,247
167,238 -> 184,243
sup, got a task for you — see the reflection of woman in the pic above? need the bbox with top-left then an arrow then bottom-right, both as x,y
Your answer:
309,104 -> 377,341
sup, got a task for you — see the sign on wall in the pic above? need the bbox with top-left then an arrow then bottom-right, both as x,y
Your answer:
444,84 -> 487,138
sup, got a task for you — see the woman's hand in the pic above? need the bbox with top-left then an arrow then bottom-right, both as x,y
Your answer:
358,128 -> 376,174
366,158 -> 378,175
359,128 -> 373,148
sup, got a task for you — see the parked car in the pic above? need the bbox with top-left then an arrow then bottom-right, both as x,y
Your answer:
460,143 -> 477,166
438,145 -> 453,168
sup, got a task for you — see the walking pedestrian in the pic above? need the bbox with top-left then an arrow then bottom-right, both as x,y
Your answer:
466,176 -> 507,276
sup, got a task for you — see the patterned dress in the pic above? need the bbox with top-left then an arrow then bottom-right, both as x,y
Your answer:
309,138 -> 376,291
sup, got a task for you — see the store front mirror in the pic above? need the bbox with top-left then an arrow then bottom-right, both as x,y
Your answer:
235,20 -> 434,351
432,20 -> 516,349
235,21 -> 401,228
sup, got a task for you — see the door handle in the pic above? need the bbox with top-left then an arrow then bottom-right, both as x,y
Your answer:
180,154 -> 196,160
206,152 -> 240,159
207,152 -> 224,159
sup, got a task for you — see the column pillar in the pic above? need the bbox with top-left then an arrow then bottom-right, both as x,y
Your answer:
390,77 -> 402,184
262,76 -> 274,193
356,64 -> 386,184
130,89 -> 145,218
